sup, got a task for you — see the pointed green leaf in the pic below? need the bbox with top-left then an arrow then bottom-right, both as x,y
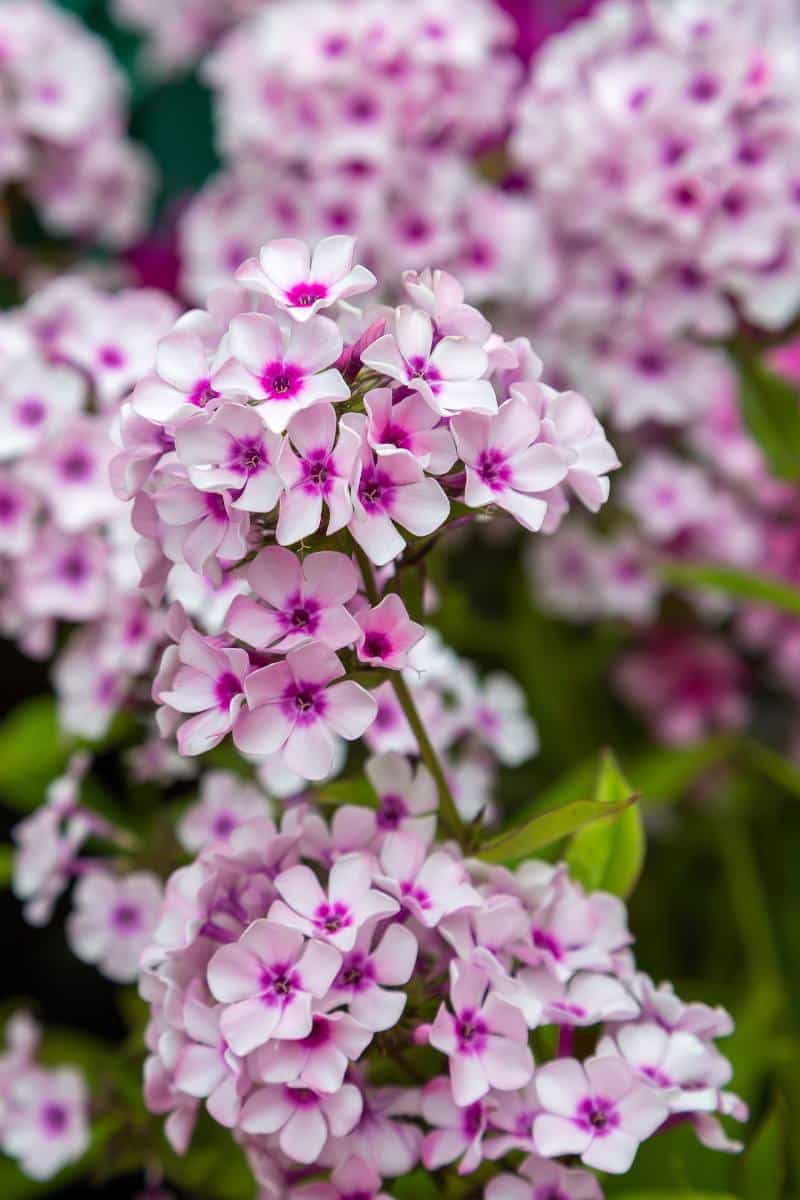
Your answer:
740,1096 -> 786,1200
478,791 -> 635,864
661,561 -> 800,616
733,343 -> 800,481
566,752 -> 645,897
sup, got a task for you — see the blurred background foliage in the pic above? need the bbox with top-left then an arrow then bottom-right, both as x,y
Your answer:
0,2 -> 797,1198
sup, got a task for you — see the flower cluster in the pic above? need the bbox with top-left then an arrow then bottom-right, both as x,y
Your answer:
140,804 -> 745,1194
0,0 -> 154,249
510,0 -> 800,428
178,0 -> 537,302
0,1011 -> 89,1181
12,751 -> 164,981
0,274 -> 178,737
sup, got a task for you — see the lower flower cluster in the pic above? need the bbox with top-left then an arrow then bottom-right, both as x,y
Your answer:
141,808 -> 745,1198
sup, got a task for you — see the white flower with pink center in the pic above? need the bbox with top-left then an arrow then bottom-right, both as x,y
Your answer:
327,920 -> 418,1032
155,481 -> 250,579
225,546 -> 360,653
177,770 -> 271,853
67,867 -> 162,983
276,403 -> 361,544
519,969 -> 640,1028
377,832 -> 481,928
487,1154 -> 603,1200
207,918 -> 342,1057
132,330 -> 220,426
19,529 -> 109,621
269,853 -> 398,952
365,751 -> 438,844
238,1079 -> 363,1164
0,360 -> 84,460
236,236 -> 376,322
157,627 -> 251,756
364,388 -> 457,475
175,402 -> 284,512
533,1055 -> 668,1174
452,395 -> 572,532
2,1065 -> 89,1181
349,439 -> 450,567
233,642 -> 377,780
429,962 -> 534,1105
421,1076 -> 492,1175
174,983 -> 248,1128
355,593 -> 425,669
22,416 -> 118,533
362,306 -> 496,418
597,1023 -> 733,1114
212,312 -> 349,433
252,1010 -> 372,1092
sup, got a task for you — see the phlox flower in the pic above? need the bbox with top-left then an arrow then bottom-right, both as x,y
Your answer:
377,832 -> 481,927
238,1079 -> 363,1164
18,529 -> 109,621
269,853 -> 398,952
155,481 -> 250,579
177,770 -> 271,852
157,627 -> 251,756
519,968 -> 640,1027
365,751 -> 438,842
468,672 -> 540,767
402,268 -> 492,342
252,1010 -> 372,1092
0,359 -> 84,460
175,402 -> 284,512
0,474 -> 37,556
233,642 -> 377,780
226,546 -> 360,653
340,1083 -> 423,1177
67,868 -> 163,983
421,1077 -> 493,1175
364,388 -> 457,475
451,395 -> 571,531
349,439 -> 450,567
429,962 -> 534,1105
236,235 -> 376,321
355,593 -> 425,669
21,416 -> 119,533
327,921 -> 418,1032
487,1155 -> 603,1200
631,974 -> 734,1039
276,403 -> 361,544
174,984 -> 249,1128
2,1066 -> 89,1182
597,1023 -> 734,1114
212,312 -> 349,433
132,328 -> 221,426
362,306 -> 496,417
517,872 -> 632,981
207,918 -> 342,1056
533,1055 -> 668,1174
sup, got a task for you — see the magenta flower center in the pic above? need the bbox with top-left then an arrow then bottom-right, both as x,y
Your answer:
98,344 -> 126,369
532,926 -> 563,960
262,962 -> 301,1006
215,671 -> 242,709
280,592 -> 320,636
40,1102 -> 69,1136
358,465 -> 396,513
60,552 -> 89,583
376,792 -> 408,830
282,678 -> 327,725
461,1101 -> 484,1138
302,1016 -> 333,1047
363,630 -> 392,660
313,900 -> 352,937
261,360 -> 304,400
338,950 -> 376,992
455,1007 -> 489,1055
286,282 -> 328,307
476,448 -> 511,491
17,396 -> 46,426
230,435 -> 268,475
302,449 -> 335,495
189,377 -> 216,407
59,449 -> 93,482
575,1095 -> 620,1137
400,880 -> 431,910
112,902 -> 142,934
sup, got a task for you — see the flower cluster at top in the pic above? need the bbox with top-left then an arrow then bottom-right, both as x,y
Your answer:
0,274 -> 178,736
116,235 -> 617,778
510,0 -> 800,429
141,797 -> 746,1196
179,0 -> 538,303
0,1011 -> 89,1181
0,0 -> 154,250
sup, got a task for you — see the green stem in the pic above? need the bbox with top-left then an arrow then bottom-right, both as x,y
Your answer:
350,538 -> 469,846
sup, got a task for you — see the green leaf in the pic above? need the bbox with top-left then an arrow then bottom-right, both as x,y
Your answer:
742,739 -> 800,798
0,697 -> 72,811
0,845 -> 12,887
478,788 -> 636,864
389,563 -> 426,624
314,777 -> 377,808
741,1096 -> 786,1200
629,737 -> 735,805
566,752 -> 645,897
733,343 -> 800,481
661,561 -> 800,617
